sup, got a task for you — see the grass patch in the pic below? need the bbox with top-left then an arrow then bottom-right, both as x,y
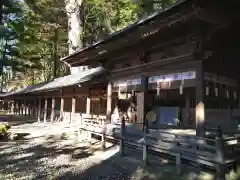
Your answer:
0,124 -> 11,134
0,110 -> 8,115
60,132 -> 69,140
0,123 -> 11,140
226,166 -> 240,180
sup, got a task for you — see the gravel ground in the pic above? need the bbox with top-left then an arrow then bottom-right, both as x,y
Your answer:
1,116 -> 237,180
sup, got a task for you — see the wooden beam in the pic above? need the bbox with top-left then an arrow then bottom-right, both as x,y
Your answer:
110,53 -> 195,80
68,10 -> 196,66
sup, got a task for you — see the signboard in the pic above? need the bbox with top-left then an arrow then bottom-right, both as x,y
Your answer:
113,78 -> 141,87
112,71 -> 237,89
148,71 -> 196,84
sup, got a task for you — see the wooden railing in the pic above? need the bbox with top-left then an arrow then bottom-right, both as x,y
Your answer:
81,113 -> 106,125
78,122 -> 239,180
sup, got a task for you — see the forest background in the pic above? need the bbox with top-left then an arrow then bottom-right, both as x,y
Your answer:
0,0 -> 176,92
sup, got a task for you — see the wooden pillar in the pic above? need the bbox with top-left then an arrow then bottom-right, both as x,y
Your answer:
17,100 -> 20,115
50,98 -> 55,123
25,101 -> 27,115
86,97 -> 91,114
106,82 -> 112,123
20,100 -> 24,115
44,98 -> 48,123
32,99 -> 36,116
196,60 -> 205,136
215,128 -> 226,180
15,100 -> 18,115
185,94 -> 191,126
60,97 -> 64,121
15,101 -> 18,115
32,99 -> 35,116
13,101 -> 16,115
119,112 -> 125,156
7,101 -> 11,114
20,100 -> 22,115
11,101 -> 14,114
14,101 -> 17,115
27,100 -> 30,116
71,97 -> 76,123
28,100 -> 31,116
143,125 -> 148,165
24,100 -> 27,116
238,89 -> 240,108
137,76 -> 148,130
37,98 -> 41,123
27,100 -> 31,116
16,101 -> 19,115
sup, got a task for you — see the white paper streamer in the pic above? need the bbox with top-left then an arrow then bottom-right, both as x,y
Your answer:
226,89 -> 229,99
206,86 -> 209,96
234,92 -> 237,100
179,78 -> 184,95
215,87 -> 218,97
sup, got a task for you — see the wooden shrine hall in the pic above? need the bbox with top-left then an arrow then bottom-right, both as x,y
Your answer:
1,0 -> 240,137
2,1 -> 240,178
61,0 -> 240,136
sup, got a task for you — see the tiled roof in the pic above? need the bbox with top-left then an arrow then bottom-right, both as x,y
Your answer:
3,82 -> 47,97
3,67 -> 104,97
32,67 -> 104,92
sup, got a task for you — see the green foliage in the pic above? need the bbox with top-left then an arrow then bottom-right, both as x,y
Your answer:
135,0 -> 177,16
5,0 -> 70,91
0,123 -> 11,134
226,167 -> 240,180
83,0 -> 138,44
1,0 -> 178,91
0,0 -> 26,91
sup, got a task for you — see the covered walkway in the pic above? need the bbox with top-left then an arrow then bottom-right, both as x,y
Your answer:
1,67 -> 106,125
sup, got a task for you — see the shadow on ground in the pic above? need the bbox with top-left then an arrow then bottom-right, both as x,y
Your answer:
1,115 -> 239,180
0,115 -> 37,126
0,134 -> 97,179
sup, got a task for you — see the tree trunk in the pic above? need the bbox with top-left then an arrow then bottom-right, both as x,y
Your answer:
64,0 -> 88,72
31,70 -> 35,85
0,4 -> 2,25
52,29 -> 58,79
65,0 -> 83,53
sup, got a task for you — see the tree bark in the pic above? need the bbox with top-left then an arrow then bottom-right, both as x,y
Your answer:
52,29 -> 58,79
64,0 -> 83,54
65,0 -> 88,72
